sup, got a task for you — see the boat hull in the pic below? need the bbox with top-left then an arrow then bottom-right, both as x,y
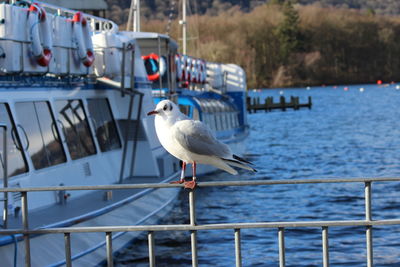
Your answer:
0,184 -> 180,267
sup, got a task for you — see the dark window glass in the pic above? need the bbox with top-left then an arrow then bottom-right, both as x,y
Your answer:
87,98 -> 121,152
178,104 -> 190,117
15,102 -> 66,170
55,100 -> 96,160
0,104 -> 28,179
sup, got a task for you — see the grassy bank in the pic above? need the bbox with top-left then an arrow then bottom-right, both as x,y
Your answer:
140,3 -> 400,88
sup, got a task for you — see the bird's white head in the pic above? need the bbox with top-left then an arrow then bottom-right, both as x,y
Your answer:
147,100 -> 182,120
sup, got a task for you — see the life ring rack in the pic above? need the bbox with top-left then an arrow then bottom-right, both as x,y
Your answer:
28,3 -> 52,67
72,11 -> 95,67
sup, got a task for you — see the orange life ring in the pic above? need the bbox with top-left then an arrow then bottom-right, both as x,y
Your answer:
28,3 -> 52,67
72,12 -> 95,67
142,53 -> 166,81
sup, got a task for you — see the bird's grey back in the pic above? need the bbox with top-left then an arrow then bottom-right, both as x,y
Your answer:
173,119 -> 231,158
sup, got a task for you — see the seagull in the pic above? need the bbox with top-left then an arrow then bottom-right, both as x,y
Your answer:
147,99 -> 256,189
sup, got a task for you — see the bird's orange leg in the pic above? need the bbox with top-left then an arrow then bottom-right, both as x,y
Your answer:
184,161 -> 197,189
170,161 -> 186,184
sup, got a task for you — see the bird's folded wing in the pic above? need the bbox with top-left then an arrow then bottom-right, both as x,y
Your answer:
173,120 -> 231,157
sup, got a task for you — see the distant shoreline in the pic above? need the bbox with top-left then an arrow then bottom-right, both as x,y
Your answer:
135,3 -> 400,89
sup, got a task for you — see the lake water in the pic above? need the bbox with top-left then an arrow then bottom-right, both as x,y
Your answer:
116,84 -> 400,266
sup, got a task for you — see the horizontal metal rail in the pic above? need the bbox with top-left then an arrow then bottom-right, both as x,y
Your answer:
1,177 -> 400,266
1,219 -> 400,235
0,176 -> 399,192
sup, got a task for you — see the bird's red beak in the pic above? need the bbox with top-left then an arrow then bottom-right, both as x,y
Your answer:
147,110 -> 158,116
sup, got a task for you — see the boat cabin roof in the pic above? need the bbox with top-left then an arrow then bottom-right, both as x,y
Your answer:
39,0 -> 108,10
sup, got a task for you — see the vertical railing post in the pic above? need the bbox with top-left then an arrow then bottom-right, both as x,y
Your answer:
106,232 -> 113,267
21,191 -> 31,267
365,182 -> 373,267
278,227 -> 285,267
322,226 -> 329,267
64,233 -> 72,267
119,93 -> 135,183
189,190 -> 198,267
120,42 -> 126,97
234,229 -> 242,267
148,231 -> 156,267
2,125 -> 8,229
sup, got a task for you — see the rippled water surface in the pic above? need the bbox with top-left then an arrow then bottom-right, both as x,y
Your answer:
116,84 -> 400,266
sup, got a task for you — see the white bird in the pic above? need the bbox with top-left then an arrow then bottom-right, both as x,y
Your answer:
147,99 -> 256,189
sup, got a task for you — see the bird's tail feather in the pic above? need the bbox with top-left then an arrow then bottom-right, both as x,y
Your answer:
212,159 -> 238,175
222,158 -> 257,172
233,154 -> 254,165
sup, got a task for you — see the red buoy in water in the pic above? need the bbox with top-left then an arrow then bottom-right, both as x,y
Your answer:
377,80 -> 382,85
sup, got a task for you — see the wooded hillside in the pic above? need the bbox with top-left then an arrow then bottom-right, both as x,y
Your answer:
106,1 -> 400,88
106,0 -> 400,23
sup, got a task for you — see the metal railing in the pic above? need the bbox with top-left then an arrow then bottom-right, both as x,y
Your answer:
1,177 -> 400,267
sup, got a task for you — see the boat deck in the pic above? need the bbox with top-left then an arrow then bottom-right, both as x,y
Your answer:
5,176 -> 170,230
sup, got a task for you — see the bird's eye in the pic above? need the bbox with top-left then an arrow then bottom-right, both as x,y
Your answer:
163,104 -> 168,111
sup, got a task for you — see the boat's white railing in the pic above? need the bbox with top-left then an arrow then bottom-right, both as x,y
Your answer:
1,177 -> 400,267
35,1 -> 118,33
0,1 -> 122,77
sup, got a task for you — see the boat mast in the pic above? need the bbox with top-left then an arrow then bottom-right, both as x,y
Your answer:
127,0 -> 141,31
179,0 -> 187,54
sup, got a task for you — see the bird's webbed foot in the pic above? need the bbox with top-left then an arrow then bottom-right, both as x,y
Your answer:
184,178 -> 197,190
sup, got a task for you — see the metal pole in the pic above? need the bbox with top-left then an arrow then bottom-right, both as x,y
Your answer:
166,38 -> 172,96
64,233 -> 72,267
234,229 -> 242,267
189,190 -> 198,267
129,47 -> 136,91
129,93 -> 143,177
21,192 -> 31,267
278,227 -> 285,267
128,45 -> 138,178
365,182 -> 372,221
106,232 -> 113,267
2,125 -> 8,229
322,226 -> 329,267
118,94 -> 135,183
181,0 -> 187,54
157,36 -> 163,96
365,182 -> 373,267
133,0 -> 140,32
126,0 -> 135,31
120,43 -> 126,96
148,231 -> 156,267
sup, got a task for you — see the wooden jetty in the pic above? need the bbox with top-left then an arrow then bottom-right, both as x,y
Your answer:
247,96 -> 312,113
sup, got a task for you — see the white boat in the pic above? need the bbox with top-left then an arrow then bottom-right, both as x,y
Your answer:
0,1 -> 249,266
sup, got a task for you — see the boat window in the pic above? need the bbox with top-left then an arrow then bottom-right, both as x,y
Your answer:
234,112 -> 239,127
228,112 -> 234,129
55,100 -> 96,160
15,102 -> 67,170
87,98 -> 121,152
222,103 -> 230,130
218,102 -> 226,130
0,103 -> 28,179
211,101 -> 222,131
178,104 -> 191,117
192,107 -> 200,121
